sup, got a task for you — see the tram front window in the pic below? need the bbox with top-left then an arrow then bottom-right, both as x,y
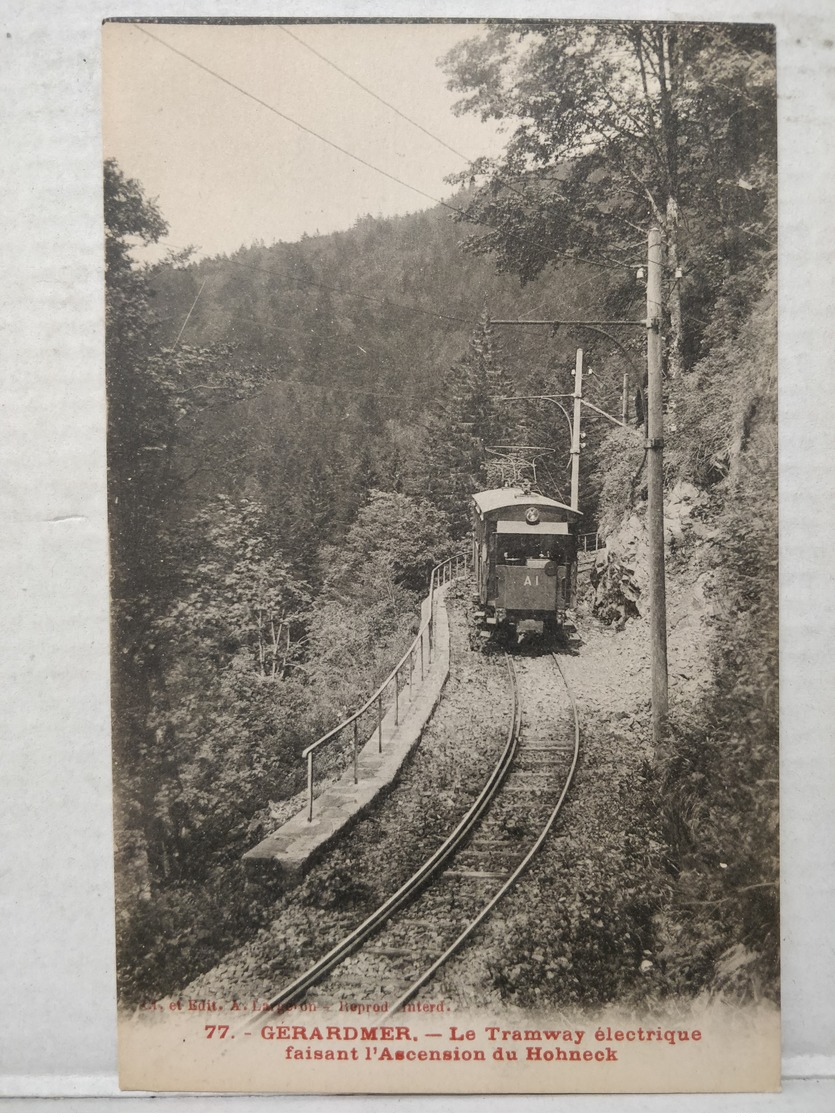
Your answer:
499,535 -> 558,566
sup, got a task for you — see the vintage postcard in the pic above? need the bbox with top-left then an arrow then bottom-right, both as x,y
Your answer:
103,18 -> 779,1093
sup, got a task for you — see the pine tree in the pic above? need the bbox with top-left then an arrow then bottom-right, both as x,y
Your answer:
418,314 -> 525,535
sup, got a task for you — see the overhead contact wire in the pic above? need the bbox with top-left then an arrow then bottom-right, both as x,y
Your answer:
276,24 -> 471,164
134,25 -> 635,274
276,25 -> 533,206
136,26 -> 458,211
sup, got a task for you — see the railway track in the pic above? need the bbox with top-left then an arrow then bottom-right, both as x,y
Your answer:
251,648 -> 580,1023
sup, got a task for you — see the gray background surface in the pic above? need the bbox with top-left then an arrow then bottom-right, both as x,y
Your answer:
1,0 -> 832,1107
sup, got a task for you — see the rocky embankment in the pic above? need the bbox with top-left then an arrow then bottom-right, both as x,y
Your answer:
587,482 -> 721,710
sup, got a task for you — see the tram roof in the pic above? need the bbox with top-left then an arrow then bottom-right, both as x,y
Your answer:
472,487 -> 580,516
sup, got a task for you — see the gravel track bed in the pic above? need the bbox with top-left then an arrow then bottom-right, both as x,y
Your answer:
179,582 -> 510,1005
431,615 -> 668,1012
306,652 -> 575,1010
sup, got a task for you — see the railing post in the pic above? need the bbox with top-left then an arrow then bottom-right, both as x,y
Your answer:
299,553 -> 467,826
353,720 -> 359,785
307,752 -> 314,823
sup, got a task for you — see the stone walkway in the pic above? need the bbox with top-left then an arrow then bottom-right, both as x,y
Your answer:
243,586 -> 452,880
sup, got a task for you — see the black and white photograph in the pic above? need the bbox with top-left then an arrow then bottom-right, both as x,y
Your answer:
101,16 -> 782,1093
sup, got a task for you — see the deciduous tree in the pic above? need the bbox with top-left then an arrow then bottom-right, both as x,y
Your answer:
443,21 -> 776,375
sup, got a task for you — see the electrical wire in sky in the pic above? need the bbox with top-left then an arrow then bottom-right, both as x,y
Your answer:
276,23 -> 472,165
135,26 -> 458,210
133,25 -> 636,274
275,24 -> 559,211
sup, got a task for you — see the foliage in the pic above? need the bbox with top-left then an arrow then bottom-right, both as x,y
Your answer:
665,271 -> 777,489
115,496 -> 309,890
105,158 -> 168,358
594,425 -> 647,538
438,21 -> 779,1001
443,22 -> 776,373
116,866 -> 272,1004
105,159 -> 171,571
588,555 -> 642,630
114,484 -> 449,1001
303,490 -> 453,738
323,489 -> 453,597
106,72 -> 779,1009
156,495 -> 310,680
482,751 -> 669,1008
651,280 -> 778,1001
416,316 -> 525,533
106,160 -> 180,895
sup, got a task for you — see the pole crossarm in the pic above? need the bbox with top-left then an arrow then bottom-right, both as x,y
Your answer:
579,397 -> 629,428
490,320 -> 645,391
494,392 -> 628,433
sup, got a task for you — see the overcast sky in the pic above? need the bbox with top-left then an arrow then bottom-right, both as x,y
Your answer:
103,20 -> 508,259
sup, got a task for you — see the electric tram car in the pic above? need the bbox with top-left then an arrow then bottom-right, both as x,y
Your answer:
471,485 -> 582,637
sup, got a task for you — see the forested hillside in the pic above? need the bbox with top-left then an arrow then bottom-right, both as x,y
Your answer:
108,20 -> 777,1007
108,168 -> 624,998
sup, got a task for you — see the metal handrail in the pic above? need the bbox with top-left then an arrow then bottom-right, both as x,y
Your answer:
303,550 -> 471,822
579,530 -> 604,552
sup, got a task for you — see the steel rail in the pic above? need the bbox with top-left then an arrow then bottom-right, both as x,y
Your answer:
383,651 -> 581,1018
249,652 -> 521,1024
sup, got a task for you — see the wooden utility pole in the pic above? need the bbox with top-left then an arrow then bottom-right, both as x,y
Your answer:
646,227 -> 669,748
570,349 -> 583,509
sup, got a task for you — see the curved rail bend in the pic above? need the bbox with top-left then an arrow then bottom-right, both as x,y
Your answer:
251,649 -> 580,1024
384,650 -> 580,1017
250,653 -> 520,1024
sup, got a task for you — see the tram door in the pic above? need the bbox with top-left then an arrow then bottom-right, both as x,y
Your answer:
556,564 -> 568,611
